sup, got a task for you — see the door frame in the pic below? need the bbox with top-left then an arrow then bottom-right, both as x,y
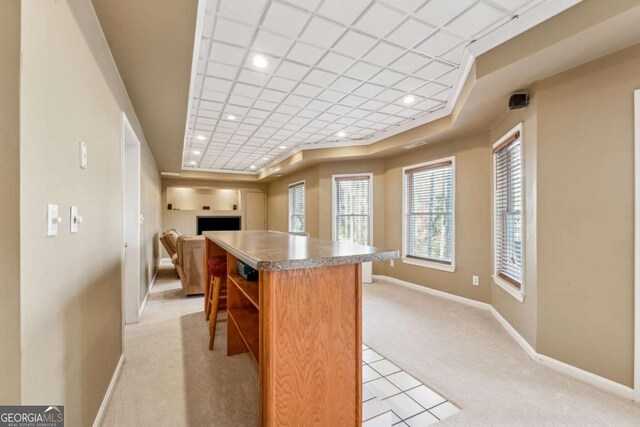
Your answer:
634,89 -> 640,402
121,112 -> 141,328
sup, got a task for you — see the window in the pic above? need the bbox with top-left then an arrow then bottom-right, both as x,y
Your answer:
402,158 -> 455,272
493,124 -> 524,301
288,181 -> 305,233
333,174 -> 372,246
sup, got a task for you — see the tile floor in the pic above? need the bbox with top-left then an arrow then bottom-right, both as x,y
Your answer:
362,344 -> 459,426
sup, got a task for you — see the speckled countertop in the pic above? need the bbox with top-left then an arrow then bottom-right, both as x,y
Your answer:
204,230 -> 399,272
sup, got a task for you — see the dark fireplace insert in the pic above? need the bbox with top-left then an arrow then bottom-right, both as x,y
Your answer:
196,216 -> 241,235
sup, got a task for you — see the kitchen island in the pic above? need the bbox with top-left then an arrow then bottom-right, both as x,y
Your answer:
203,230 -> 398,426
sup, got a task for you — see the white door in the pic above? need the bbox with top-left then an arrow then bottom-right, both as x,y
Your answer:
122,113 -> 141,325
246,192 -> 266,230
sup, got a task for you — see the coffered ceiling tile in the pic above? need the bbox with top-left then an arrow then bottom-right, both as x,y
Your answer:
415,30 -> 464,58
218,0 -> 268,25
317,0 -> 371,26
333,30 -> 378,58
253,29 -> 293,57
363,42 -> 404,67
213,17 -> 254,46
300,16 -> 345,48
354,3 -> 405,38
387,18 -> 435,49
262,2 -> 309,38
316,52 -> 355,74
447,2 -> 505,39
416,0 -> 475,27
288,41 -> 326,65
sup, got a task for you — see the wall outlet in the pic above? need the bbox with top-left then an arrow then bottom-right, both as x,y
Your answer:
472,275 -> 479,286
389,259 -> 394,267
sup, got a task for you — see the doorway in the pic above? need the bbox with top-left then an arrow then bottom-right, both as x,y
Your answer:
122,113 -> 141,325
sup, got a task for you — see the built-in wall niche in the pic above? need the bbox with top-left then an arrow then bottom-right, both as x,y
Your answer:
167,187 -> 240,211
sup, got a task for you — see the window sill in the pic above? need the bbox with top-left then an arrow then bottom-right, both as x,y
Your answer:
401,257 -> 455,272
493,275 -> 525,303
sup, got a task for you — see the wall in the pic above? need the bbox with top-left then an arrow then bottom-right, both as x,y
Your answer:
140,143 -> 161,305
162,178 -> 267,257
0,0 -> 21,405
19,1 -> 161,425
489,87 -> 538,348
383,134 -> 493,303
267,166 -> 320,237
535,44 -> 640,387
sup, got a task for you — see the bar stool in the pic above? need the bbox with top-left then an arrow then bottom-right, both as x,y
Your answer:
206,256 -> 227,350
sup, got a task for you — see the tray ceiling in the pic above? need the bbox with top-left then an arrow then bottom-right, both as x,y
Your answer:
183,0 -> 577,174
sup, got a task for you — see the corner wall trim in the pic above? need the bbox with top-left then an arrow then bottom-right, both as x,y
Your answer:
138,267 -> 159,320
373,275 -> 634,401
92,354 -> 124,427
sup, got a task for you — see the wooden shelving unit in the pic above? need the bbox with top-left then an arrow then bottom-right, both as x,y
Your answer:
225,252 -> 261,363
228,273 -> 259,309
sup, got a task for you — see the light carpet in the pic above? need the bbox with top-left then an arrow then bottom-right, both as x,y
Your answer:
102,265 -> 640,426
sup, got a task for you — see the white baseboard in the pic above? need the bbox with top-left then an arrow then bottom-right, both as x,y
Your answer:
92,354 -> 124,427
371,274 -> 491,311
138,267 -> 158,320
373,275 -> 635,401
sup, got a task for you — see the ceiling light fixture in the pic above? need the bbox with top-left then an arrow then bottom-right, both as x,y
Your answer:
403,95 -> 416,104
250,165 -> 256,169
280,145 -> 287,149
226,114 -> 236,121
336,131 -> 346,138
253,54 -> 268,69
189,161 -> 197,165
196,135 -> 206,141
264,157 -> 269,161
193,150 -> 201,155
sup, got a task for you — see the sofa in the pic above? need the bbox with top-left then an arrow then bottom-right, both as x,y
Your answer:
160,229 -> 205,296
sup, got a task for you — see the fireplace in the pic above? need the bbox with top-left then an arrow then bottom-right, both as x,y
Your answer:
196,216 -> 241,235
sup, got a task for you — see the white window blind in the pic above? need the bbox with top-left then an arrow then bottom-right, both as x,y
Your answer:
334,175 -> 371,246
288,182 -> 305,233
404,160 -> 454,265
494,131 -> 523,288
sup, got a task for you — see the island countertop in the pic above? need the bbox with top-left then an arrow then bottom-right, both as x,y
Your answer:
203,230 -> 399,271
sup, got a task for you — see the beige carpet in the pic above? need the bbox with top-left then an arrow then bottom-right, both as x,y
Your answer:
102,264 -> 640,426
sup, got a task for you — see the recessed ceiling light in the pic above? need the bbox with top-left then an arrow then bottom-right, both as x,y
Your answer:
193,150 -> 201,155
226,114 -> 236,121
403,95 -> 416,104
196,135 -> 206,141
280,145 -> 287,149
189,161 -> 197,166
336,131 -> 346,138
253,55 -> 268,69
264,157 -> 269,160
250,165 -> 256,170
276,174 -> 283,177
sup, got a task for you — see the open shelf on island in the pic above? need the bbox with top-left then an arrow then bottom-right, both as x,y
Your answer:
227,307 -> 259,362
228,273 -> 259,309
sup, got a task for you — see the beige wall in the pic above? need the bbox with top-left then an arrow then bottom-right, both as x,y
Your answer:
383,134 -> 493,303
267,166 -> 320,237
19,1 -> 161,425
535,44 -> 640,387
140,144 -> 162,303
0,0 -> 21,405
162,178 -> 267,257
489,87 -> 539,348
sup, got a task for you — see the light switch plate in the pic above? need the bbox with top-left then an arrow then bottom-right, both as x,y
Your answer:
472,275 -> 479,286
47,204 -> 60,236
70,206 -> 78,234
80,141 -> 88,169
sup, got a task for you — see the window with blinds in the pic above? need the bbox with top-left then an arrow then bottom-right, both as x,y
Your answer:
403,159 -> 454,266
288,181 -> 305,233
493,130 -> 523,289
334,175 -> 371,246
